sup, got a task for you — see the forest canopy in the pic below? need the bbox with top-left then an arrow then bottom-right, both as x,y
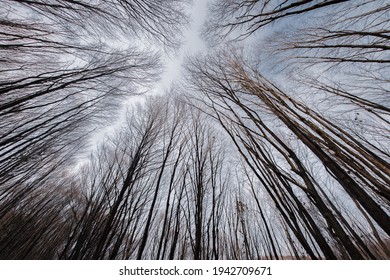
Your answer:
0,0 -> 389,260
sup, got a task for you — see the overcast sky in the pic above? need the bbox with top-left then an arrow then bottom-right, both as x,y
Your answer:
88,1 -> 209,148
151,0 -> 208,95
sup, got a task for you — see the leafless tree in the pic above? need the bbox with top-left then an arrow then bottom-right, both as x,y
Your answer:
0,0 -> 189,259
203,0 -> 352,43
185,49 -> 390,259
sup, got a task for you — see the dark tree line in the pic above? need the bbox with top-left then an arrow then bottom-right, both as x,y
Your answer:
1,96 -> 234,259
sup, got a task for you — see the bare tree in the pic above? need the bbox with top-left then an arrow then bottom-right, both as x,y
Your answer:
194,0 -> 389,260
0,0 -> 189,259
203,0 -> 351,43
185,50 -> 390,259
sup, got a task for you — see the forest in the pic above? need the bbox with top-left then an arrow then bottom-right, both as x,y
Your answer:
0,0 -> 389,260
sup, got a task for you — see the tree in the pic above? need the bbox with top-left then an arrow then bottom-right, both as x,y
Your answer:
192,0 -> 389,259
0,0 -> 189,259
58,96 -> 230,260
203,0 -> 352,42
185,49 -> 390,259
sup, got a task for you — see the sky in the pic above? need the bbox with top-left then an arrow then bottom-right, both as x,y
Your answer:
150,0 -> 208,95
87,0 -> 210,150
